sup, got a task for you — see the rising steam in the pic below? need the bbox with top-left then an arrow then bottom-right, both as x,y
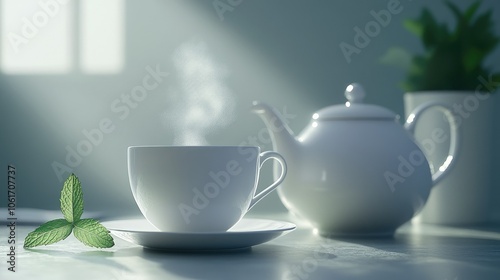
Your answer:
163,40 -> 235,145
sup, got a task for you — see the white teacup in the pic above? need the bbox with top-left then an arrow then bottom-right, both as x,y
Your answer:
128,146 -> 287,232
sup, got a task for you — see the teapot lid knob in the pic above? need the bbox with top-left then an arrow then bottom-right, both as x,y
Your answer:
345,83 -> 366,104
313,82 -> 396,120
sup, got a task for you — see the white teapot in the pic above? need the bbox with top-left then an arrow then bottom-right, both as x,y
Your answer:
252,83 -> 460,236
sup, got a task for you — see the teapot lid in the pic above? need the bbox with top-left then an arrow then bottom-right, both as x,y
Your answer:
314,83 -> 397,120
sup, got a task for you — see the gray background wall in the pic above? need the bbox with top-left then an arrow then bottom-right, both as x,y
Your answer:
1,0 -> 499,218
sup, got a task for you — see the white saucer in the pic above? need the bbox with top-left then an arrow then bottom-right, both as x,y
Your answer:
102,218 -> 296,251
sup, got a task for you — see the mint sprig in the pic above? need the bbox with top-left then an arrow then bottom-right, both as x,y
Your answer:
24,174 -> 114,249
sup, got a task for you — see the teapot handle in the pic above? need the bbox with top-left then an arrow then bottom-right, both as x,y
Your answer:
404,102 -> 461,186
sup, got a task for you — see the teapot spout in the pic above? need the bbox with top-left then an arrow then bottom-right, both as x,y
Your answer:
251,101 -> 299,154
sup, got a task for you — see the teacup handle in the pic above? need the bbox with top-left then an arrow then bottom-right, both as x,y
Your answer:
404,102 -> 461,186
248,151 -> 287,210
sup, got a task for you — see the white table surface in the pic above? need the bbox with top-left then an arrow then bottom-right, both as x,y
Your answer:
1,209 -> 500,280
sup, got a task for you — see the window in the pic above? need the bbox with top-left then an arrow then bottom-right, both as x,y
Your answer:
1,0 -> 124,74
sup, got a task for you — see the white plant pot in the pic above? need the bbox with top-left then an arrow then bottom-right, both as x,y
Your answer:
404,91 -> 496,225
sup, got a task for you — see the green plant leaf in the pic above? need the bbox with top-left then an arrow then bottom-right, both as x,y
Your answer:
403,19 -> 423,37
387,1 -> 500,92
493,74 -> 500,92
24,219 -> 73,248
470,10 -> 499,52
463,47 -> 483,73
73,219 -> 115,248
24,174 -> 114,249
420,9 -> 449,49
60,173 -> 84,223
446,1 -> 480,23
379,47 -> 412,69
463,1 -> 481,21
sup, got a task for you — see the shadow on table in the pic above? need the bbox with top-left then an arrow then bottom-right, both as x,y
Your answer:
259,222 -> 500,280
112,242 -> 337,279
327,223 -> 500,277
26,248 -> 137,272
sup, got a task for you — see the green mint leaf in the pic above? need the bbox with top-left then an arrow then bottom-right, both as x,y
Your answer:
23,174 -> 114,250
60,173 -> 84,223
24,219 -> 73,249
73,219 -> 114,248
